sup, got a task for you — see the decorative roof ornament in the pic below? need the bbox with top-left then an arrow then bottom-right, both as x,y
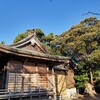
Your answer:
30,39 -> 36,46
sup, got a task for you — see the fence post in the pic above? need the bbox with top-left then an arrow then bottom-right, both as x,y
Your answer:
20,89 -> 22,100
20,96 -> 22,100
39,88 -> 40,100
30,89 -> 32,100
8,90 -> 11,100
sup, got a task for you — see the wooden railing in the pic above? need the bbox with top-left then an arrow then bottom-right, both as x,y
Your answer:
0,88 -> 54,100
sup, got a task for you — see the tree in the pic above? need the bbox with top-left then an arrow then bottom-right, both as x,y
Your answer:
83,11 -> 100,16
35,29 -> 45,41
13,29 -> 45,43
50,17 -> 100,95
42,33 -> 54,45
0,41 -> 5,45
14,33 -> 28,43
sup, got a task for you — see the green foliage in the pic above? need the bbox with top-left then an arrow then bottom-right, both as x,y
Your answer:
42,33 -> 54,44
93,69 -> 100,84
13,29 -> 45,43
75,74 -> 89,87
35,29 -> 45,41
80,17 -> 99,26
0,41 -> 5,45
50,17 -> 100,87
88,49 -> 100,64
14,33 -> 28,43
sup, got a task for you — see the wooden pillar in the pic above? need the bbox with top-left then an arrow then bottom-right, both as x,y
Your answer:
65,71 -> 67,90
52,68 -> 56,99
20,96 -> 22,100
47,67 -> 49,99
22,76 -> 24,91
36,64 -> 40,100
64,70 -> 67,99
30,90 -> 32,100
47,67 -> 49,90
29,74 -> 31,90
22,64 -> 25,91
14,72 -> 17,91
5,62 -> 9,91
36,64 -> 39,88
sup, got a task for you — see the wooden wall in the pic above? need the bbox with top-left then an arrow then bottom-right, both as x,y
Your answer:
54,70 -> 67,97
7,60 -> 74,98
7,60 -> 54,92
19,43 -> 44,53
54,69 -> 75,98
66,69 -> 75,88
8,60 -> 23,91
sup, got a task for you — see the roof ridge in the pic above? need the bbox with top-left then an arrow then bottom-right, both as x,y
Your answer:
9,34 -> 34,47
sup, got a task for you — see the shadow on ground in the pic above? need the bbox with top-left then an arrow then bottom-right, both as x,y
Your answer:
77,94 -> 100,100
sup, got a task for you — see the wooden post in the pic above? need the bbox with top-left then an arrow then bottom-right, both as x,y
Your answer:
30,90 -> 32,100
20,90 -> 22,100
36,64 -> 38,88
20,96 -> 22,100
8,90 -> 11,100
52,68 -> 56,100
22,76 -> 24,91
65,71 -> 67,97
36,64 -> 40,100
47,67 -> 49,99
14,72 -> 17,91
5,62 -> 9,91
64,70 -> 67,99
29,74 -> 31,90
47,67 -> 48,87
39,87 -> 40,100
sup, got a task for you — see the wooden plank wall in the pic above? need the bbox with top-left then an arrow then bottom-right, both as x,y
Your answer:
8,73 -> 22,91
66,69 -> 75,88
54,70 -> 75,97
7,60 -> 73,99
20,43 -> 44,53
8,60 -> 23,91
55,70 -> 67,97
37,64 -> 48,89
7,60 -> 54,92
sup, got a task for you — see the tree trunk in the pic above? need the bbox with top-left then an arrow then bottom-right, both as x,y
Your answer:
90,68 -> 94,85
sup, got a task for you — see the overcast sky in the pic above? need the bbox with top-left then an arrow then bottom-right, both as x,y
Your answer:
0,0 -> 100,44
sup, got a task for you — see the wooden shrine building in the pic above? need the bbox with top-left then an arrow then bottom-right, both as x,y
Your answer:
0,32 -> 75,100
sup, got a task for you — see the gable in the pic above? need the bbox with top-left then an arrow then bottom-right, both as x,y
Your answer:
17,41 -> 45,53
9,33 -> 48,54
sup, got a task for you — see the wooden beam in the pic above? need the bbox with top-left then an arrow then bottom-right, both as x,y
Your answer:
5,62 -> 9,91
52,68 -> 56,98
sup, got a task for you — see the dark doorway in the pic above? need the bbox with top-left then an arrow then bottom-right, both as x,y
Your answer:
0,53 -> 8,89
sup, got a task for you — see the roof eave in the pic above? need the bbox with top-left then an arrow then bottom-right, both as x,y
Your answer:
0,44 -> 70,63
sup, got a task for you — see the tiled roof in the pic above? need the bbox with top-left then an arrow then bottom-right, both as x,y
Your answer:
0,44 -> 70,63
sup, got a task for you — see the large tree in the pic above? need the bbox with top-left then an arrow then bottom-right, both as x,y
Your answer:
50,17 -> 100,95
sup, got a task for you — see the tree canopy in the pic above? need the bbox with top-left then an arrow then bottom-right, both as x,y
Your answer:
0,41 -> 5,45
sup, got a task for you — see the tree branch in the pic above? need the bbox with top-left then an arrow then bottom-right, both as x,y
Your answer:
82,11 -> 100,16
